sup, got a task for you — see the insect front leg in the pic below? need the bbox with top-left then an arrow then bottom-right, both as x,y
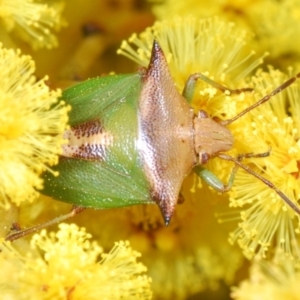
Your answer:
182,73 -> 253,103
193,165 -> 238,193
194,151 -> 270,193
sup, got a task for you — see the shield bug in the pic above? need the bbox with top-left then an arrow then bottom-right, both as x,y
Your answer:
6,40 -> 300,241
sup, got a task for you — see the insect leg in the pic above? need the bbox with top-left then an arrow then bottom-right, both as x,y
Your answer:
194,151 -> 270,193
182,73 -> 253,103
5,206 -> 85,242
194,165 -> 238,193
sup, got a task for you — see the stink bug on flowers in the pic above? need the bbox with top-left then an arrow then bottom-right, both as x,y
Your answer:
6,40 -> 300,241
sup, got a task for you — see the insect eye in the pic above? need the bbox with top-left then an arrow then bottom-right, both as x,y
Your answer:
199,152 -> 210,164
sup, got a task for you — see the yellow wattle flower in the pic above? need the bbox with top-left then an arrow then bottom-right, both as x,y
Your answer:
0,45 -> 69,210
0,0 -> 66,49
0,223 -> 152,300
231,257 -> 300,300
151,0 -> 300,70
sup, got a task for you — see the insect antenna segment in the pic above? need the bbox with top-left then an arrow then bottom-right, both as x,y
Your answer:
220,72 -> 300,126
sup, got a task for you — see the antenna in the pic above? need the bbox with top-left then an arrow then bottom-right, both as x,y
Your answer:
220,72 -> 300,126
217,153 -> 300,214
